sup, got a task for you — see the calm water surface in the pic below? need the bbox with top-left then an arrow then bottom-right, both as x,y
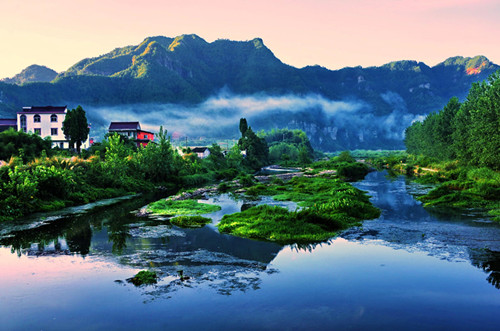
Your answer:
1,171 -> 499,330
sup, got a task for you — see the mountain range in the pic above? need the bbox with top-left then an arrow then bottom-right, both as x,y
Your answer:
0,34 -> 498,150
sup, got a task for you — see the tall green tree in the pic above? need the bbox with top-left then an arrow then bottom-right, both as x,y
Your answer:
62,105 -> 90,154
434,97 -> 460,159
237,118 -> 269,170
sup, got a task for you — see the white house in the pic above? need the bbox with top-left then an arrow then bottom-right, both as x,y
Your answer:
191,146 -> 211,159
17,106 -> 90,149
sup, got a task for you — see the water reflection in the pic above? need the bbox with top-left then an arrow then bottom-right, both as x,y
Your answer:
469,248 -> 500,289
0,193 -> 284,298
351,170 -> 500,289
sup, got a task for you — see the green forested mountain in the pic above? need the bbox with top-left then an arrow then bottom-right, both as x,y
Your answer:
0,34 -> 498,150
1,65 -> 58,85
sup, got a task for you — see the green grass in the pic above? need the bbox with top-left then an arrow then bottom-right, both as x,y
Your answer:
218,175 -> 380,244
146,199 -> 221,216
170,215 -> 212,228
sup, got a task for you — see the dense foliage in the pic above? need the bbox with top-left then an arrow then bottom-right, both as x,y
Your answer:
0,128 -> 52,162
405,71 -> 500,169
260,128 -> 314,166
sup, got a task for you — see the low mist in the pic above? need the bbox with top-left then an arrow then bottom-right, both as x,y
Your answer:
82,90 -> 425,150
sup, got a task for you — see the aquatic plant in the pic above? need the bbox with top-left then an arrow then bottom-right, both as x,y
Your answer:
146,199 -> 221,216
218,175 -> 380,243
170,215 -> 212,228
128,270 -> 157,286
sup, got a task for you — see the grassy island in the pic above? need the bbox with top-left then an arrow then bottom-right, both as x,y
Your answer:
218,174 -> 380,244
146,199 -> 221,216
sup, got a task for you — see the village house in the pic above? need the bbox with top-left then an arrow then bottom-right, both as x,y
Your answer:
108,121 -> 155,147
0,119 -> 17,132
191,146 -> 211,159
16,106 -> 90,149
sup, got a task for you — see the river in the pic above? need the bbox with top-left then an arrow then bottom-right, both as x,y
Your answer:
0,171 -> 499,330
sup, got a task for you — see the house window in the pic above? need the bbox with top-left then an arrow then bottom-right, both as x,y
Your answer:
34,114 -> 41,123
34,128 -> 41,135
51,114 -> 57,122
51,128 -> 58,135
60,142 -> 64,149
20,115 -> 27,131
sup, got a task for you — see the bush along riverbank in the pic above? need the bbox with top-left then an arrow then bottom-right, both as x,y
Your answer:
370,153 -> 500,222
0,119 -> 269,222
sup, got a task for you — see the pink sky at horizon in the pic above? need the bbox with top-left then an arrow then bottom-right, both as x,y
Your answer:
0,0 -> 499,78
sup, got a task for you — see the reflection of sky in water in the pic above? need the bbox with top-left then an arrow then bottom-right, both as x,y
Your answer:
0,174 -> 500,330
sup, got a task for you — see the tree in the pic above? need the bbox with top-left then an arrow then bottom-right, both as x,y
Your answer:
238,119 -> 269,170
138,126 -> 178,183
62,105 -> 90,154
239,118 -> 248,136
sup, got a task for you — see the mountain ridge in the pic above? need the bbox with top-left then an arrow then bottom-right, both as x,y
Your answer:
1,65 -> 58,85
0,34 -> 498,150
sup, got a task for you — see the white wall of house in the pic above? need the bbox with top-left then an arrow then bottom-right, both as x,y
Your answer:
17,110 -> 90,150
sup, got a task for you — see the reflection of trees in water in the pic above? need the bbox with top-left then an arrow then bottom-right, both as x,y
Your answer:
289,240 -> 334,253
0,219 -> 92,257
469,248 -> 500,290
0,195 -> 155,257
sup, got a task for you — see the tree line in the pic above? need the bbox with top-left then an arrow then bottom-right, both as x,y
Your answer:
404,71 -> 500,169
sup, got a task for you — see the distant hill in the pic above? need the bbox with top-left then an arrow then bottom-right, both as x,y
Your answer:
0,35 -> 497,150
1,65 -> 58,85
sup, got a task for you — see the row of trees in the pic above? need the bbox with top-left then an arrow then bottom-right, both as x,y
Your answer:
404,71 -> 500,169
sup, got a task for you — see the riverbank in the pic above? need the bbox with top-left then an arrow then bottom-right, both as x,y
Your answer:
369,154 -> 500,222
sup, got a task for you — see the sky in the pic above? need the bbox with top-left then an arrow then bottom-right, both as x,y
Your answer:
1,0 -> 499,79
